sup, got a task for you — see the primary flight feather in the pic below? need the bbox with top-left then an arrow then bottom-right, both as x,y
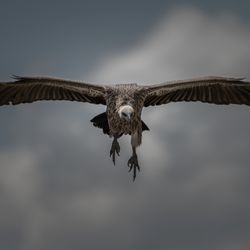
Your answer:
0,75 -> 250,180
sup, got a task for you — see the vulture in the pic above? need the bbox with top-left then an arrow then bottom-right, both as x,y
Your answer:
0,75 -> 250,180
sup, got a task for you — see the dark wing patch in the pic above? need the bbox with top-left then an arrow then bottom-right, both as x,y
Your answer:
142,120 -> 150,131
0,76 -> 106,106
143,77 -> 250,106
90,112 -> 110,135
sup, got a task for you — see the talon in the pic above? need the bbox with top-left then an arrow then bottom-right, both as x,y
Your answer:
133,168 -> 136,181
127,154 -> 140,180
110,138 -> 120,165
128,165 -> 132,172
116,148 -> 120,156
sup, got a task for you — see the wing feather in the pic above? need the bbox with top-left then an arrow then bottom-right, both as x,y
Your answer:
0,76 -> 106,106
143,77 -> 250,106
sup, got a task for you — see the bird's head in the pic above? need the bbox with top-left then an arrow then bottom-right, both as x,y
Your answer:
118,105 -> 134,122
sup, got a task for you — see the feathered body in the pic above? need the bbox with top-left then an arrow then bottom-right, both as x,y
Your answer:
105,84 -> 146,146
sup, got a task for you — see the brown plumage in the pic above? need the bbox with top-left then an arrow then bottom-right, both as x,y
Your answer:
0,75 -> 250,180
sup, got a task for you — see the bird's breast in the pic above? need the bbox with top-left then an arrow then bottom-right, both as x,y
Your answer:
107,112 -> 139,135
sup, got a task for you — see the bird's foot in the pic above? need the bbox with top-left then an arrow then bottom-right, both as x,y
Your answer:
127,154 -> 140,181
110,139 -> 120,165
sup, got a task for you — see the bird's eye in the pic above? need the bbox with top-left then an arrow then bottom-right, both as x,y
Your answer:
122,112 -> 127,117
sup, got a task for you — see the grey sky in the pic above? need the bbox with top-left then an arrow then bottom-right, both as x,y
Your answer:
0,1 -> 250,250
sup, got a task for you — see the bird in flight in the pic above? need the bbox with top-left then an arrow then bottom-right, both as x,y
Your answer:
0,76 -> 250,180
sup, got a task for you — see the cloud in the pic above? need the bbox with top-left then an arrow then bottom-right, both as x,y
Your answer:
91,6 -> 250,83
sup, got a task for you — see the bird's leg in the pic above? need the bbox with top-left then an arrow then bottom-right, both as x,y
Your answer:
127,146 -> 140,181
110,135 -> 120,165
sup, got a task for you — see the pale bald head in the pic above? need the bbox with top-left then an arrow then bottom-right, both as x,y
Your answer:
118,105 -> 134,121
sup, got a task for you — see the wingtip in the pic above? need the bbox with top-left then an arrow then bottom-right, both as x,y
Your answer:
11,75 -> 25,82
11,74 -> 20,80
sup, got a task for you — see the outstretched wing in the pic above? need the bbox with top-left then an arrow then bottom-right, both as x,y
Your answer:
143,76 -> 250,107
0,76 -> 106,106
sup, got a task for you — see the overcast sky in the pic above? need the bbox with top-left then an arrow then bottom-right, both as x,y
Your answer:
0,1 -> 250,250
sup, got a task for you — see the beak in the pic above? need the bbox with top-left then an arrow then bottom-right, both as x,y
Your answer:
126,113 -> 132,122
